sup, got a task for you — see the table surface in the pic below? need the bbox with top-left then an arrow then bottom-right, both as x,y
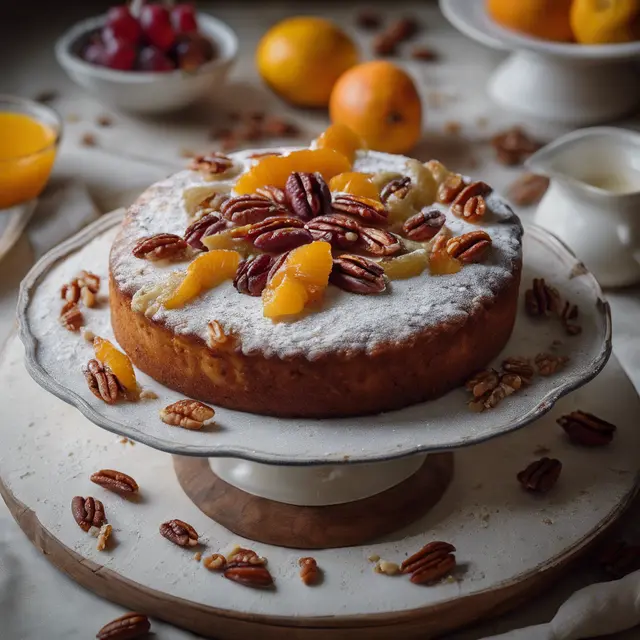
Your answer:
1,2 -> 640,639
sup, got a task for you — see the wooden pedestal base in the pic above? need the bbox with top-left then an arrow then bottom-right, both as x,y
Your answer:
173,454 -> 454,549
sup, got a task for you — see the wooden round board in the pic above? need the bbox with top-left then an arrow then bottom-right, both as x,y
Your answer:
1,336 -> 639,638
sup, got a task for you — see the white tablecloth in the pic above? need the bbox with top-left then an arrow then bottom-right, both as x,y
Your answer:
1,2 -> 639,638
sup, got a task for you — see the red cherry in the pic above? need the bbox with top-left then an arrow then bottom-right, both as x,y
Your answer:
137,46 -> 176,72
83,42 -> 106,66
103,38 -> 136,71
171,4 -> 198,34
104,6 -> 142,45
140,4 -> 176,52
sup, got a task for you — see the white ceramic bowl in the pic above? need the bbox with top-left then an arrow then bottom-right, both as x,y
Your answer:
440,0 -> 640,125
55,13 -> 238,114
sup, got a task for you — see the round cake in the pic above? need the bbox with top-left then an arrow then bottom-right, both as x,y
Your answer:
109,141 -> 523,418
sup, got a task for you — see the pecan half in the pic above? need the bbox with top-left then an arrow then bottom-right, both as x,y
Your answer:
285,172 -> 331,220
358,226 -> 403,256
465,369 -> 500,399
483,373 -> 522,409
401,541 -> 456,585
517,457 -> 562,493
90,469 -> 139,494
305,214 -> 360,249
229,548 -> 267,565
184,213 -> 227,251
132,234 -> 189,261
332,194 -> 388,225
160,519 -> 199,547
234,254 -> 275,296
61,280 -> 80,304
96,612 -> 150,640
60,301 -> 83,331
535,352 -> 569,376
224,564 -> 274,588
560,301 -> 582,336
220,194 -> 290,226
83,359 -> 121,404
256,184 -> 288,206
240,216 -> 312,253
72,496 -> 106,532
437,174 -> 465,204
189,152 -> 233,177
299,557 -> 320,585
203,553 -> 228,571
451,181 -> 492,221
330,254 -> 386,294
159,399 -> 215,430
524,278 -> 561,317
446,231 -> 492,264
599,541 -> 640,579
402,209 -> 445,241
507,173 -> 549,207
491,127 -> 542,166
96,523 -> 112,552
380,176 -> 412,202
502,357 -> 534,384
557,410 -> 616,447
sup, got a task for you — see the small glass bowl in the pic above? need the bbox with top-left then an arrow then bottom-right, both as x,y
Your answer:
0,95 -> 63,209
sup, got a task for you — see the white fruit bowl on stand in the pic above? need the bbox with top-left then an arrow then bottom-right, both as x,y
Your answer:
440,0 -> 640,125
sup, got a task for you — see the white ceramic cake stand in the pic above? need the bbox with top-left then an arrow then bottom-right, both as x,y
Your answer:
7,212 -> 638,638
440,0 -> 640,125
16,210 -> 611,514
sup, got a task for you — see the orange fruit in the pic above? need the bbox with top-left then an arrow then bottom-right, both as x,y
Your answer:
164,250 -> 240,309
263,241 -> 333,318
234,148 -> 351,195
571,0 -> 640,44
93,337 -> 137,392
256,17 -> 358,107
329,61 -> 422,155
487,0 -> 574,42
329,172 -> 379,200
314,123 -> 365,164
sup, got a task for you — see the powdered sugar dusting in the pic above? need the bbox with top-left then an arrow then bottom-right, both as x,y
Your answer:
110,149 -> 522,360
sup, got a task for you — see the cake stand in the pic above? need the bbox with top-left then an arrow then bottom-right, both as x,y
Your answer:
440,0 -> 640,125
6,211 -> 638,639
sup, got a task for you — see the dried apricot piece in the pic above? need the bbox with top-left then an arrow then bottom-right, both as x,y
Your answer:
329,172 -> 379,201
164,250 -> 241,309
93,337 -> 137,393
314,123 -> 365,164
234,148 -> 350,195
263,241 -> 333,318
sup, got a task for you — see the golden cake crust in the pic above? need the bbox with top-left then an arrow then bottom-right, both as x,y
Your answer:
110,264 -> 520,417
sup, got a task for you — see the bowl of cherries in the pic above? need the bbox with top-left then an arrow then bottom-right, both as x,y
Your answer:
55,2 -> 238,113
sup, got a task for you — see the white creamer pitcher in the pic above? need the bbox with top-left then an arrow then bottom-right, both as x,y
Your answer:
527,127 -> 640,288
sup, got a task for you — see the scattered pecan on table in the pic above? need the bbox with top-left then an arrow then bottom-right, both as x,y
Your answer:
491,126 -> 542,166
96,612 -> 150,640
401,541 -> 456,585
299,557 -> 320,585
224,548 -> 274,589
72,496 -> 106,532
160,519 -> 199,547
557,410 -> 617,447
90,469 -> 139,494
517,457 -> 562,493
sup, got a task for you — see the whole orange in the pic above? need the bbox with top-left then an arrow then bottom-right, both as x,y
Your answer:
329,61 -> 422,155
487,0 -> 574,42
256,17 -> 358,108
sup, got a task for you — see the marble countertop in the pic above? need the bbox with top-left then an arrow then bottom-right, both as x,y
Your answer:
1,2 -> 639,639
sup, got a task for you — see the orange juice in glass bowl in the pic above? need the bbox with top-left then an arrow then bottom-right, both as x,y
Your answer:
0,96 -> 62,209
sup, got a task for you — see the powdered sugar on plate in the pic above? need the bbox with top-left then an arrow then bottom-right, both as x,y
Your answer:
109,149 -> 523,360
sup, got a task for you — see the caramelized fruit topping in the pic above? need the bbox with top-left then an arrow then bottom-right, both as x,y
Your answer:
164,249 -> 240,309
329,172 -> 379,201
313,123 -> 365,165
